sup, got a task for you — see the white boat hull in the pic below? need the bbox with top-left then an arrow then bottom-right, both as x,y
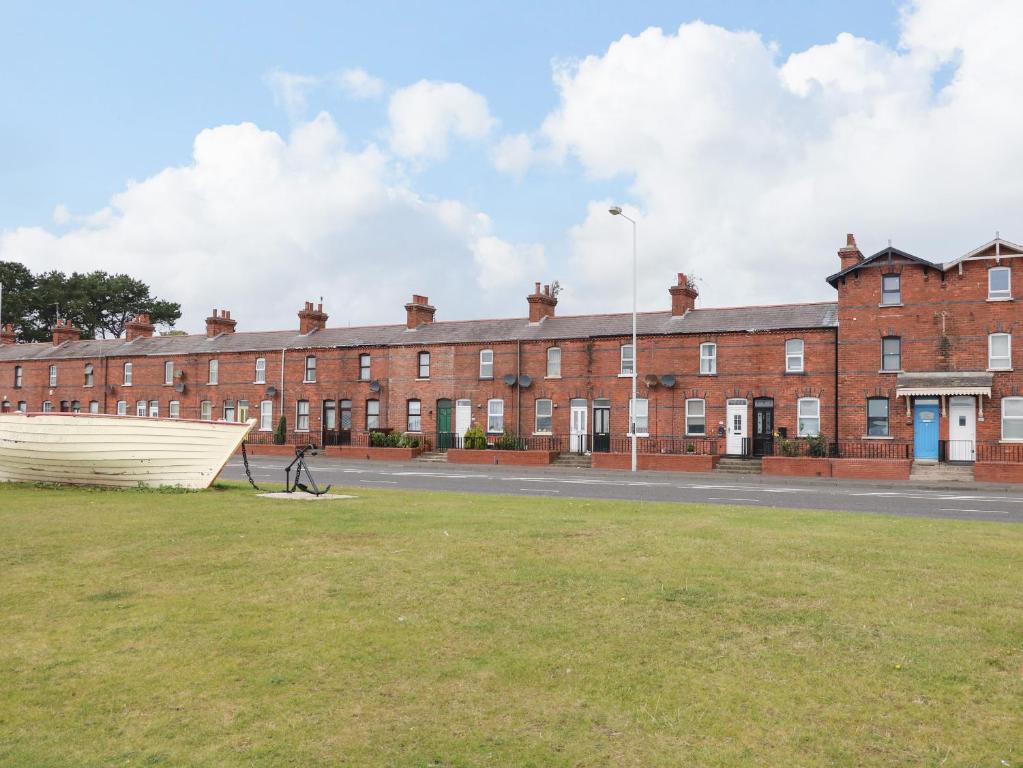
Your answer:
0,413 -> 254,490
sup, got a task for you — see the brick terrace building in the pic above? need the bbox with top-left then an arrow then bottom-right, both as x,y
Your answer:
2,234 -> 1022,465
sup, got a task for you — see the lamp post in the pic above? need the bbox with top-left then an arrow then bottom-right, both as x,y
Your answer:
609,205 -> 637,473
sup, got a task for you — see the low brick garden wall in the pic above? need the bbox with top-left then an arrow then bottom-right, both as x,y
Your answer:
591,453 -> 719,472
446,449 -> 558,466
329,446 -> 423,461
762,456 -> 832,477
830,459 -> 912,480
973,462 -> 1023,483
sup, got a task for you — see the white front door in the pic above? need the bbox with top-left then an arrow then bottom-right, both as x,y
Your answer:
948,396 -> 976,462
455,399 -> 472,438
726,399 -> 747,455
570,399 -> 588,453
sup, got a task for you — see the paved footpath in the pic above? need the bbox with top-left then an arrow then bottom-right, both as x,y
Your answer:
222,456 -> 1023,524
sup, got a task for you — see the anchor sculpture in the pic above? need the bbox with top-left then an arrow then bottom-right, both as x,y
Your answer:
284,444 -> 332,496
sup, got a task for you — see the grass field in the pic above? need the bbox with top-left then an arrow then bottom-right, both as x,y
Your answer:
1,482 -> 1021,767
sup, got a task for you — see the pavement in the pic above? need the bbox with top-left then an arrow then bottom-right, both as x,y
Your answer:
222,455 -> 1023,524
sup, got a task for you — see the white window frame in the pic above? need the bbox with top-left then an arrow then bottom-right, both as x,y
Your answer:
487,398 -> 504,433
479,349 -> 494,379
546,347 -> 561,378
534,398 -> 553,434
417,351 -> 430,379
164,361 -> 174,385
84,363 -> 94,387
629,397 -> 649,437
296,399 -> 310,432
797,398 -> 821,437
17,401 -> 27,412
255,357 -> 266,384
48,365 -> 57,387
685,398 -> 706,436
136,400 -> 146,417
223,400 -> 236,423
208,359 -> 219,385
366,399 -> 380,429
237,400 -> 249,423
200,400 -> 212,421
359,353 -> 371,381
700,342 -> 717,375
989,333 -> 1012,370
148,400 -> 159,418
88,400 -> 99,414
14,365 -> 22,388
304,355 -> 317,383
867,397 -> 889,437
1002,397 -> 1023,441
785,339 -> 804,373
620,344 -> 634,376
259,400 -> 273,431
116,400 -> 127,416
989,266 -> 1012,301
169,400 -> 180,419
42,401 -> 53,413
407,399 -> 422,432
123,362 -> 133,386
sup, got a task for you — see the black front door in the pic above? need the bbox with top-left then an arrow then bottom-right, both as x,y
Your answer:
753,398 -> 774,456
592,399 -> 611,452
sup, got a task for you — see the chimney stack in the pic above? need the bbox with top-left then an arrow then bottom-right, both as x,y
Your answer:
669,272 -> 698,316
298,302 -> 328,335
125,313 -> 156,341
205,308 -> 238,338
51,318 -> 81,346
527,281 -> 557,323
0,323 -> 15,345
838,233 -> 863,271
404,295 -> 436,329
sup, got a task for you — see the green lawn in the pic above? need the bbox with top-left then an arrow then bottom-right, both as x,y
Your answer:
0,483 -> 1021,767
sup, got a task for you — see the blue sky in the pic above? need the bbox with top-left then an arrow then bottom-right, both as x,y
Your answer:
3,1 -> 1018,332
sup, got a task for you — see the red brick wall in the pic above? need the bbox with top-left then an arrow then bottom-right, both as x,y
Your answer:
830,459 -> 912,480
762,456 -> 832,477
446,449 -> 557,466
591,453 -> 719,472
973,462 -> 1023,483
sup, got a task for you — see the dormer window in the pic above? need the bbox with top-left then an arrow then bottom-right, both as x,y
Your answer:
881,274 -> 901,305
989,267 -> 1011,300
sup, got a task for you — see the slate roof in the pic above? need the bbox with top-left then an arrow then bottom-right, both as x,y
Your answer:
825,246 -> 940,287
0,301 -> 838,362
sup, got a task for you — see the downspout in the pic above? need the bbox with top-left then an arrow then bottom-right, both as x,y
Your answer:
516,339 -> 521,437
833,326 -> 839,449
280,348 -> 286,430
102,353 -> 108,413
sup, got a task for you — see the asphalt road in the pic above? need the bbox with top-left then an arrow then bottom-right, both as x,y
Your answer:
221,455 -> 1023,524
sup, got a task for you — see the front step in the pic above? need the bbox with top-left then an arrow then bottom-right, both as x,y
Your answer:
910,462 -> 975,482
415,450 -> 448,463
716,457 -> 763,475
552,453 -> 592,468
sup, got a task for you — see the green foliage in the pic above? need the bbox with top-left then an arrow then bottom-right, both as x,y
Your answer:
463,425 -> 487,450
273,415 -> 287,445
685,442 -> 696,453
806,433 -> 829,458
369,431 -> 419,449
0,261 -> 181,342
369,431 -> 389,447
494,430 -> 522,451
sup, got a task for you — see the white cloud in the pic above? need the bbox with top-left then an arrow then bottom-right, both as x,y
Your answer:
0,113 -> 540,333
388,80 -> 495,160
51,205 -> 71,225
337,68 -> 385,100
528,2 -> 1023,313
263,68 -> 320,121
492,133 -> 536,178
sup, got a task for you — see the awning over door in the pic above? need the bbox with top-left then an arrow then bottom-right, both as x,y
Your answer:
895,371 -> 993,398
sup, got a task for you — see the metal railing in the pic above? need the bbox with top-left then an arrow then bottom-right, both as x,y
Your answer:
976,442 -> 1023,462
609,435 -> 721,455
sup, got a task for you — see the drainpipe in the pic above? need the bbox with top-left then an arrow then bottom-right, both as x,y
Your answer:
516,339 -> 521,437
280,348 -> 286,430
102,353 -> 108,413
833,327 -> 839,450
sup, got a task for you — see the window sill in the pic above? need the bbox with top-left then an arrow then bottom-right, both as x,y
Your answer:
784,370 -> 806,375
878,370 -> 903,374
879,303 -> 904,308
699,373 -> 717,377
303,380 -> 316,384
533,432 -> 553,436
684,433 -> 706,438
988,368 -> 1013,372
999,439 -> 1023,444
479,376 -> 493,381
618,372 -> 634,378
254,381 -> 266,385
861,435 -> 894,440
545,375 -> 562,380
987,297 -> 1013,302
415,378 -> 430,381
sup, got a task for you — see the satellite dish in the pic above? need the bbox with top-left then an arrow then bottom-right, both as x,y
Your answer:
265,385 -> 277,398
660,374 -> 676,388
503,373 -> 517,386
644,374 -> 659,387
369,380 -> 381,392
517,374 -> 532,389
174,382 -> 186,394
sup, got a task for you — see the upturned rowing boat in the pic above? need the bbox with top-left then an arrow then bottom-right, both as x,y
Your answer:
0,412 -> 254,489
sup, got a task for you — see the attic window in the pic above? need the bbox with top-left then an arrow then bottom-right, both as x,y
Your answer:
881,274 -> 901,305
989,267 -> 1011,300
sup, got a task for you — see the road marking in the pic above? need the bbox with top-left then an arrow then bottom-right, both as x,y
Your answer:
706,497 -> 761,502
360,480 -> 398,485
520,488 -> 560,493
939,508 -> 1008,514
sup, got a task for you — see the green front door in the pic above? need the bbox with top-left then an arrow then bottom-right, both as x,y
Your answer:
436,399 -> 453,450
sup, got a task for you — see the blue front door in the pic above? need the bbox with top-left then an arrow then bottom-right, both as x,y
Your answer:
913,401 -> 940,460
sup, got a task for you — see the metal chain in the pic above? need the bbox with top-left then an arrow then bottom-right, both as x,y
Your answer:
240,441 -> 261,491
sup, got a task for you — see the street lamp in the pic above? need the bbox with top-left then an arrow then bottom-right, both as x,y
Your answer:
609,205 -> 638,473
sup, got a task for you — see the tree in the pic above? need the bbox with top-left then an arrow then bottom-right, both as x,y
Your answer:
0,263 -> 181,341
0,262 -> 39,340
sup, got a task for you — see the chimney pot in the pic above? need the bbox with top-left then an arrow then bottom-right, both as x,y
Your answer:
298,300 -> 328,334
838,232 -> 864,270
669,271 -> 698,316
527,279 -> 558,323
405,295 -> 436,329
206,308 -> 238,337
